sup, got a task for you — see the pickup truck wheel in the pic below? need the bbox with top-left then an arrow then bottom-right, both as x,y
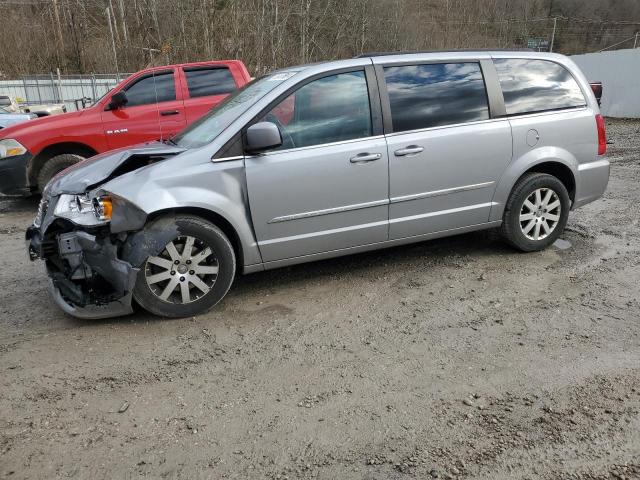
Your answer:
133,216 -> 236,318
37,153 -> 85,192
501,173 -> 570,252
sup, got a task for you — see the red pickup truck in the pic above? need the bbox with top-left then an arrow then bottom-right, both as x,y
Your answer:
0,60 -> 251,195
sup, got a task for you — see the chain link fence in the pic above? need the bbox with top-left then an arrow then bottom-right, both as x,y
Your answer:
0,73 -> 130,112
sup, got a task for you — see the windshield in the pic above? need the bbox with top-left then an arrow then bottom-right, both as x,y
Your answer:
172,71 -> 298,149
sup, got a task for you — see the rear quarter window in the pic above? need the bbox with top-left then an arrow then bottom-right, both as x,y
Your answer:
494,59 -> 586,116
184,67 -> 237,98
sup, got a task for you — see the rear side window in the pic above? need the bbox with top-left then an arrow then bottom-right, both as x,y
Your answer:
184,67 -> 237,98
383,63 -> 490,132
494,59 -> 586,115
125,71 -> 176,107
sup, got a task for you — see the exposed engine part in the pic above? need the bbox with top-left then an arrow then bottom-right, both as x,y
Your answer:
57,232 -> 93,280
37,227 -> 137,313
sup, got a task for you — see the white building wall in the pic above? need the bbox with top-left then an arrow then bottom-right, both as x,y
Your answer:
572,48 -> 640,118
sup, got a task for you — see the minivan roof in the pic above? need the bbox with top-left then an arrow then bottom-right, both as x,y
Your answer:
269,49 -> 575,91
273,50 -> 572,76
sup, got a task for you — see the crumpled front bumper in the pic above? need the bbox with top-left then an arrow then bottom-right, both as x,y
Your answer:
26,224 -> 139,320
46,277 -> 136,319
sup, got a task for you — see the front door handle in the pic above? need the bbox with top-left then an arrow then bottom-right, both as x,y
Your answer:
160,110 -> 180,116
350,152 -> 382,163
394,145 -> 424,157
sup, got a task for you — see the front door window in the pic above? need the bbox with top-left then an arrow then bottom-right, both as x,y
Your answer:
260,71 -> 373,150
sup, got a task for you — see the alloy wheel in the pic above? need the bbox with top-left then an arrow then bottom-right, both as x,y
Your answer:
144,236 -> 219,304
519,187 -> 562,241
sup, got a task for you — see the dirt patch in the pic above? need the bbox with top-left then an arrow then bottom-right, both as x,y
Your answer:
1,119 -> 639,479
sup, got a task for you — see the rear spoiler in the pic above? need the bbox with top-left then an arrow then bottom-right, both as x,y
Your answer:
589,82 -> 603,106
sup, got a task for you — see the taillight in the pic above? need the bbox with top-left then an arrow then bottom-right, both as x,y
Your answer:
596,114 -> 606,156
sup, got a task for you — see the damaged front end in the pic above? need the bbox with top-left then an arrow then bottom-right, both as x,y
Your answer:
26,192 -> 145,319
26,143 -> 183,319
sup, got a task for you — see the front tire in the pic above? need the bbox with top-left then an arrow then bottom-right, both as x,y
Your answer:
132,215 -> 236,318
37,153 -> 85,192
501,173 -> 570,252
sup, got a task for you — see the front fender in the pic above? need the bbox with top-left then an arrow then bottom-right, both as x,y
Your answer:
489,146 -> 578,222
105,157 -> 263,268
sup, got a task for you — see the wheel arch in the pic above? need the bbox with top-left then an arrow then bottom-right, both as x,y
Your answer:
146,207 -> 247,274
28,142 -> 98,186
520,161 -> 576,202
490,150 -> 578,223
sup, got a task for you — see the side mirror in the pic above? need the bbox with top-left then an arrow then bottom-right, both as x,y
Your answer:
245,122 -> 282,153
107,91 -> 128,110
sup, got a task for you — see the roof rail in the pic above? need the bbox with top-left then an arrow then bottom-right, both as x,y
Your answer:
354,48 -> 536,58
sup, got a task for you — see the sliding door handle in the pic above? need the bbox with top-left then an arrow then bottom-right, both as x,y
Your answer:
394,145 -> 424,157
350,152 -> 382,163
160,110 -> 180,116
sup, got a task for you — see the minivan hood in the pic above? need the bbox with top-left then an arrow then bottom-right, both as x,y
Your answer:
45,142 -> 186,196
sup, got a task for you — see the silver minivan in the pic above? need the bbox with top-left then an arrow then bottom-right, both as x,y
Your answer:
26,51 -> 609,319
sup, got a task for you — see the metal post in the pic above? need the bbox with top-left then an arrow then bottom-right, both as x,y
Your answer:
50,72 -> 57,102
56,68 -> 64,105
549,17 -> 558,53
91,74 -> 97,102
634,32 -> 639,49
35,77 -> 42,104
22,77 -> 28,105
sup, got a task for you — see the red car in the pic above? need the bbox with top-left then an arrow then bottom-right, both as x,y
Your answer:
0,60 -> 251,195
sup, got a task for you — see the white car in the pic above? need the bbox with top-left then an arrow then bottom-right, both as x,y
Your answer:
0,95 -> 21,113
0,95 -> 66,117
21,103 -> 67,117
0,106 -> 35,129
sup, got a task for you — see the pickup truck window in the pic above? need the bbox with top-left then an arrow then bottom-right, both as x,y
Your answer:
384,63 -> 490,132
173,72 -> 296,149
184,67 -> 237,97
124,71 -> 176,107
494,59 -> 586,115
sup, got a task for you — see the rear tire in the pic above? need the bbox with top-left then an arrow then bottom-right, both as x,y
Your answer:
132,215 -> 236,318
501,173 -> 570,252
37,153 -> 85,192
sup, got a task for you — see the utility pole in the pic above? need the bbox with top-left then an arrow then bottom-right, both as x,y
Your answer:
549,17 -> 558,52
52,0 -> 66,69
105,7 -> 119,74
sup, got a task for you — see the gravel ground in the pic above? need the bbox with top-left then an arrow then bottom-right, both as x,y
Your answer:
1,119 -> 639,480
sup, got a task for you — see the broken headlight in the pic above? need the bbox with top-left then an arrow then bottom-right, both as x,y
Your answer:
53,194 -> 110,226
92,195 -> 113,221
33,197 -> 48,228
